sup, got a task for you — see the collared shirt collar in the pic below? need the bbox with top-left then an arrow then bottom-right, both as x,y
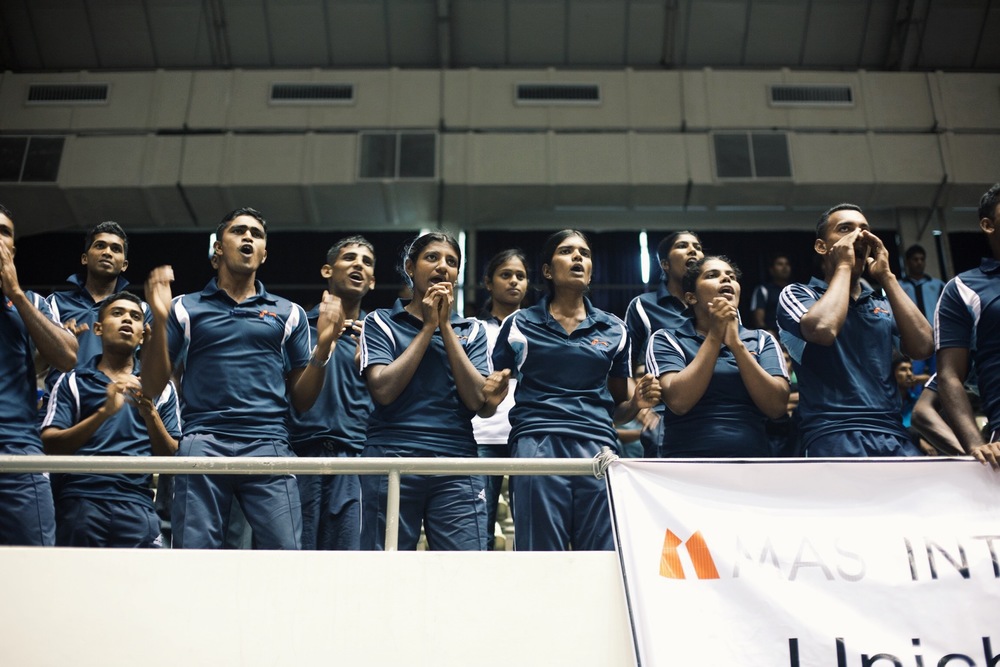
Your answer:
521,293 -> 614,331
64,272 -> 132,298
389,298 -> 465,325
980,257 -> 1000,275
200,277 -> 276,304
808,275 -> 876,302
656,280 -> 686,307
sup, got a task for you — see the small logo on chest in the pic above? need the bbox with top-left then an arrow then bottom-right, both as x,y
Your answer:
589,338 -> 610,347
258,310 -> 278,320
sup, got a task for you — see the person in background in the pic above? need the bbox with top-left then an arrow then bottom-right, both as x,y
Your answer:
41,291 -> 180,547
472,248 -> 529,550
750,253 -> 793,336
624,231 -> 704,456
647,256 -> 789,458
290,236 -> 376,550
777,203 -> 933,457
899,243 -> 946,390
492,229 -> 660,551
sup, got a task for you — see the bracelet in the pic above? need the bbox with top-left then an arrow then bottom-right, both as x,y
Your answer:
308,351 -> 331,368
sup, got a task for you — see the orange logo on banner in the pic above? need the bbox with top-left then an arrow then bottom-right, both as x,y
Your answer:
659,529 -> 721,580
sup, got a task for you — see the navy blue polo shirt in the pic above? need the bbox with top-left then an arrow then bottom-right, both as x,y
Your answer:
492,295 -> 631,444
750,281 -> 783,332
46,274 -> 150,374
625,281 -> 688,372
935,257 -> 1000,435
165,278 -> 312,442
646,321 -> 787,457
290,307 -> 372,453
777,277 -> 909,447
900,274 -> 945,323
42,359 -> 181,506
359,299 -> 489,455
1,291 -> 54,447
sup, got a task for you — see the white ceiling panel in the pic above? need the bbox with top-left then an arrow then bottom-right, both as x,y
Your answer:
452,0 -> 508,66
683,1 -> 747,66
87,0 -> 157,68
625,1 -> 667,65
744,1 -> 808,67
267,1 -> 331,66
508,1 -> 567,66
386,1 -> 439,66
29,0 -> 99,69
919,2 -> 988,69
224,0 -> 272,67
327,1 -> 389,65
567,2 -> 627,65
800,1 -> 869,67
146,0 -> 214,67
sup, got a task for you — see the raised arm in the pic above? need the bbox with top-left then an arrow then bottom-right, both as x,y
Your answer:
798,228 -> 860,345
864,232 -> 933,360
363,296 -> 438,407
140,266 -> 175,399
727,328 -> 789,420
436,283 -> 487,411
0,242 -> 76,371
288,291 -> 344,414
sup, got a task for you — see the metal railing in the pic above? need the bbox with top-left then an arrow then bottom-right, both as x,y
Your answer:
0,455 -> 609,551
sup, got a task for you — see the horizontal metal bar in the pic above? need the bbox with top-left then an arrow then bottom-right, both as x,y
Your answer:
0,456 -> 600,476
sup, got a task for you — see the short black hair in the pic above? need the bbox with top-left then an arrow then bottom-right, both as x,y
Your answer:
0,203 -> 13,224
682,255 -> 742,295
326,235 -> 375,265
816,203 -> 863,238
978,183 -> 1000,223
97,290 -> 144,321
216,207 -> 268,238
85,221 -> 129,257
904,244 -> 926,260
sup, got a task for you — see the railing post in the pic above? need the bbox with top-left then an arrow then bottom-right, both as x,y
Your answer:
385,468 -> 401,551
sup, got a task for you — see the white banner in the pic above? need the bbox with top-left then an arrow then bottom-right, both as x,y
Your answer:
607,459 -> 1000,667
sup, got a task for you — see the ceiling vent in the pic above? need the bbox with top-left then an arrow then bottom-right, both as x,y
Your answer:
27,83 -> 109,105
714,132 -> 791,180
270,83 -> 355,104
769,84 -> 853,107
515,83 -> 601,105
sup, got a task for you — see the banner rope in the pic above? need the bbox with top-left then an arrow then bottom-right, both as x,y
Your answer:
592,446 -> 618,479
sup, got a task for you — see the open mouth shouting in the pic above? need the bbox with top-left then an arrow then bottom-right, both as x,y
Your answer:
717,284 -> 737,300
239,243 -> 255,256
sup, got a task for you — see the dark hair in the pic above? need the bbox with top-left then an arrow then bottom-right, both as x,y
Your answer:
480,248 -> 529,316
904,244 -> 926,260
97,290 -> 144,320
540,229 -> 590,295
816,203 -> 863,238
656,231 -> 700,263
682,255 -> 742,295
216,207 -> 268,238
978,183 -> 1000,223
399,231 -> 461,288
84,221 -> 129,257
891,351 -> 912,373
0,203 -> 13,224
326,235 -> 375,265
769,253 -> 790,267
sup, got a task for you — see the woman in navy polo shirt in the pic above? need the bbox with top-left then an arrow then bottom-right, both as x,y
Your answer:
646,256 -> 789,457
472,248 -> 530,550
359,232 -> 502,551
492,230 -> 660,551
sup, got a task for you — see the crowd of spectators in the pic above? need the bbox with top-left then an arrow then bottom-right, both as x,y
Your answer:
0,183 -> 998,551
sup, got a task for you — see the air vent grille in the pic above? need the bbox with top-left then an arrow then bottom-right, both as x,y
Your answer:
516,83 -> 601,105
27,83 -> 109,104
770,84 -> 853,106
270,83 -> 354,104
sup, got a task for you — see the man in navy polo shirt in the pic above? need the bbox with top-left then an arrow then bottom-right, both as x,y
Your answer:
42,291 -> 180,547
46,222 -> 148,375
141,207 -> 344,549
777,203 -> 933,457
624,231 -> 703,456
0,203 -> 78,545
936,183 -> 1000,470
290,235 -> 375,550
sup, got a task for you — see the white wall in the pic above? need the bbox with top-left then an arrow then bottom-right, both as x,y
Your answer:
0,549 -> 635,667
